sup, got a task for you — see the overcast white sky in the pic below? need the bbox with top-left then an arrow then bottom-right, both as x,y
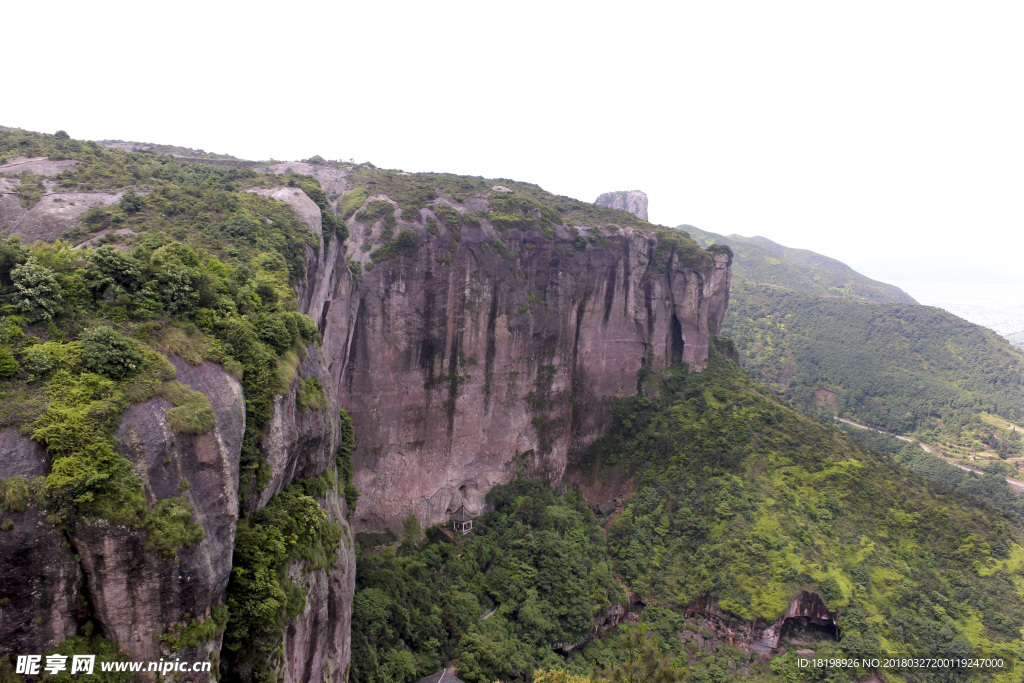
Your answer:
6,1 -> 1024,287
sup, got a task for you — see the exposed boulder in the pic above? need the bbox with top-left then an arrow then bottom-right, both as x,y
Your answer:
0,187 -> 125,244
0,428 -> 48,479
595,190 -> 649,221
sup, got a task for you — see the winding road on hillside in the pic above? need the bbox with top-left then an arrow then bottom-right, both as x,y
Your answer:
836,417 -> 933,452
835,417 -> 1024,493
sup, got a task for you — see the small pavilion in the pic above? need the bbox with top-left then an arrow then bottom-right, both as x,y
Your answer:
417,671 -> 464,683
450,504 -> 475,535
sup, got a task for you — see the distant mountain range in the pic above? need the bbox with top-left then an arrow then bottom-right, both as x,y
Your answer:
679,223 -> 1024,456
684,225 -> 917,304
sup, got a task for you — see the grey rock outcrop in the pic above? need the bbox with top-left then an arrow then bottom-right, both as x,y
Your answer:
72,358 -> 244,676
0,156 -> 127,244
0,156 -> 79,176
0,187 -> 125,244
595,190 -> 649,221
0,428 -> 48,479
253,346 -> 340,510
280,489 -> 355,683
0,431 -> 81,655
683,592 -> 837,656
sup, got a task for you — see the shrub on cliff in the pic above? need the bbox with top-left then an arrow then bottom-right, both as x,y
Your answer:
22,340 -> 83,377
337,409 -> 359,512
370,230 -> 420,263
80,326 -> 142,380
144,496 -> 205,558
118,189 -> 146,214
355,200 -> 397,229
296,376 -> 327,412
223,480 -> 340,679
11,257 -> 63,322
85,245 -> 143,299
0,475 -> 33,513
159,380 -> 216,435
0,345 -> 18,377
339,188 -> 370,219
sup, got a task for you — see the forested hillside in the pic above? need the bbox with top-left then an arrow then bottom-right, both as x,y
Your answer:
686,226 -> 1024,458
722,283 -> 1024,437
352,351 -> 1024,683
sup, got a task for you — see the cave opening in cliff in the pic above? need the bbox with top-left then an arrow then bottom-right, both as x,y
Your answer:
670,314 -> 685,366
778,615 -> 838,646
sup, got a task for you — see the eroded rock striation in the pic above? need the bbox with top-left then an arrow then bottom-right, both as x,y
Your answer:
306,191 -> 731,532
0,351 -> 354,681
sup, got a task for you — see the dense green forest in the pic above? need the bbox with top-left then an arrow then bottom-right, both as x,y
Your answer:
721,282 -> 1024,449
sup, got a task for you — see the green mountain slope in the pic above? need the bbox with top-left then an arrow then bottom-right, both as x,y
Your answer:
353,352 -> 1024,682
682,225 -> 1024,458
686,225 -> 917,303
589,352 -> 1024,680
722,282 -> 1024,438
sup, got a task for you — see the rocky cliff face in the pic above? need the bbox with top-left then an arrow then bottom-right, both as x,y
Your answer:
0,431 -> 82,655
280,488 -> 355,683
0,157 -> 125,244
0,159 -> 725,680
0,359 -> 246,681
595,190 -> 649,221
0,351 -> 355,682
70,357 -> 246,668
303,192 -> 731,532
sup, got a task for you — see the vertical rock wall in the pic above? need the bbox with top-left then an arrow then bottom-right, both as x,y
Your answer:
310,208 -> 731,532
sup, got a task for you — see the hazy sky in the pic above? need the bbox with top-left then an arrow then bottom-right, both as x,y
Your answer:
6,1 -> 1023,285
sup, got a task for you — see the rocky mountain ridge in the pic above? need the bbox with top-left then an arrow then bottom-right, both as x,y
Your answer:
0,135 -> 731,681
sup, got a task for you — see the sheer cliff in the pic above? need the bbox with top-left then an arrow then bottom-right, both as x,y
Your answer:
276,167 -> 733,532
0,130 -> 730,681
